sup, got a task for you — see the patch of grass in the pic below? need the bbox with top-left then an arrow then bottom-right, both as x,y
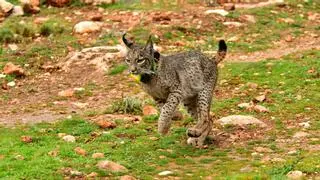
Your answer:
108,64 -> 128,75
106,97 -> 142,115
40,21 -> 65,36
0,28 -> 15,43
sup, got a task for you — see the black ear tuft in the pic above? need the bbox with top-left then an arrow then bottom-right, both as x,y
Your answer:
218,40 -> 227,52
122,33 -> 134,48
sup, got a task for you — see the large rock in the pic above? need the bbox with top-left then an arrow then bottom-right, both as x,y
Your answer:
287,170 -> 304,180
73,21 -> 103,34
20,0 -> 40,14
81,0 -> 118,5
97,160 -> 127,172
3,62 -> 25,77
47,0 -> 70,7
12,6 -> 23,16
217,115 -> 266,127
0,0 -> 14,14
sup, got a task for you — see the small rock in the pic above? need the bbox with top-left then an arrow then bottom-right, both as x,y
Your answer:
48,149 -> 59,157
73,21 -> 102,34
251,152 -> 263,158
33,17 -> 49,24
120,175 -> 136,180
254,95 -> 266,102
20,0 -> 40,14
92,152 -> 104,159
15,154 -> 24,160
293,131 -> 310,139
89,13 -> 103,21
285,35 -> 293,42
287,170 -> 304,180
8,44 -> 18,51
58,133 -> 67,138
240,14 -> 256,23
307,12 -> 319,21
149,137 -> 159,141
0,74 -> 6,78
204,9 -> 229,16
271,157 -> 285,162
223,3 -> 235,11
7,81 -> 15,87
217,115 -> 266,127
237,102 -> 253,109
74,87 -> 85,92
96,119 -> 116,129
70,170 -> 82,176
279,18 -> 295,24
254,147 -> 273,153
223,22 -> 243,27
21,136 -> 32,143
72,102 -> 88,109
240,165 -> 252,173
143,105 -> 158,116
58,89 -> 74,97
62,135 -> 76,142
246,82 -> 258,89
288,150 -> 297,155
298,121 -> 310,129
74,147 -> 86,156
158,170 -> 174,176
227,36 -> 239,42
3,62 -> 25,76
47,0 -> 70,7
253,105 -> 270,113
97,160 -> 127,172
12,6 -> 23,16
87,172 -> 98,178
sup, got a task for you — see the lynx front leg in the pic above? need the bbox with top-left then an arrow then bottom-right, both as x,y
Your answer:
158,92 -> 182,135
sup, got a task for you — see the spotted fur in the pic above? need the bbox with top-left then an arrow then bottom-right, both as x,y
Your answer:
123,34 -> 227,147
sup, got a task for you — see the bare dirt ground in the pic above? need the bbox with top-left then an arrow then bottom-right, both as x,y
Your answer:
227,35 -> 320,62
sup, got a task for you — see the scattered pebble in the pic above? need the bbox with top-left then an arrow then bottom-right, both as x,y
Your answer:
97,160 -> 127,172
74,147 -> 86,156
293,132 -> 310,139
158,170 -> 174,176
62,135 -> 76,142
21,136 -> 32,143
92,153 -> 104,159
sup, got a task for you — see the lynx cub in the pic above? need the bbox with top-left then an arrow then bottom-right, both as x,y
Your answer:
122,34 -> 227,146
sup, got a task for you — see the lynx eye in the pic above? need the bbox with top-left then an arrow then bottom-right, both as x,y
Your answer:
125,58 -> 131,64
137,58 -> 145,64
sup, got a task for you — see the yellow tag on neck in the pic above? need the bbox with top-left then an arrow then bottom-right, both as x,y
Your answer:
129,74 -> 141,82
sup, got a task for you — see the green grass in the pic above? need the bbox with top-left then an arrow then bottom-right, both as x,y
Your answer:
108,64 -> 128,75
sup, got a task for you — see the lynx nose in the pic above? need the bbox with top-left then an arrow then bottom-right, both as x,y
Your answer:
129,66 -> 138,74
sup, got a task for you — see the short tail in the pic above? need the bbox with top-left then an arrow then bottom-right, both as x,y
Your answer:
215,40 -> 227,64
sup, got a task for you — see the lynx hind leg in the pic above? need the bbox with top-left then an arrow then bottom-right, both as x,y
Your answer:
187,85 -> 214,146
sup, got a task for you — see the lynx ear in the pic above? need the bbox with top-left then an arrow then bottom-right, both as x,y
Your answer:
145,35 -> 154,52
122,33 -> 133,49
145,35 -> 160,62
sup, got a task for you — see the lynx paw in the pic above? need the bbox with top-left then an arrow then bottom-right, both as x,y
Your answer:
187,137 -> 204,147
187,128 -> 202,138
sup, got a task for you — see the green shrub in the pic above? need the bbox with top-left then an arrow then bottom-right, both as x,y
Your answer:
0,28 -> 15,43
106,97 -> 142,115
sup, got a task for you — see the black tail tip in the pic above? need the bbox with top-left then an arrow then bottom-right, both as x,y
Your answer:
218,40 -> 227,52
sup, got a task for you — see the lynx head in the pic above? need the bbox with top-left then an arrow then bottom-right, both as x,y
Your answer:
122,33 -> 160,75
